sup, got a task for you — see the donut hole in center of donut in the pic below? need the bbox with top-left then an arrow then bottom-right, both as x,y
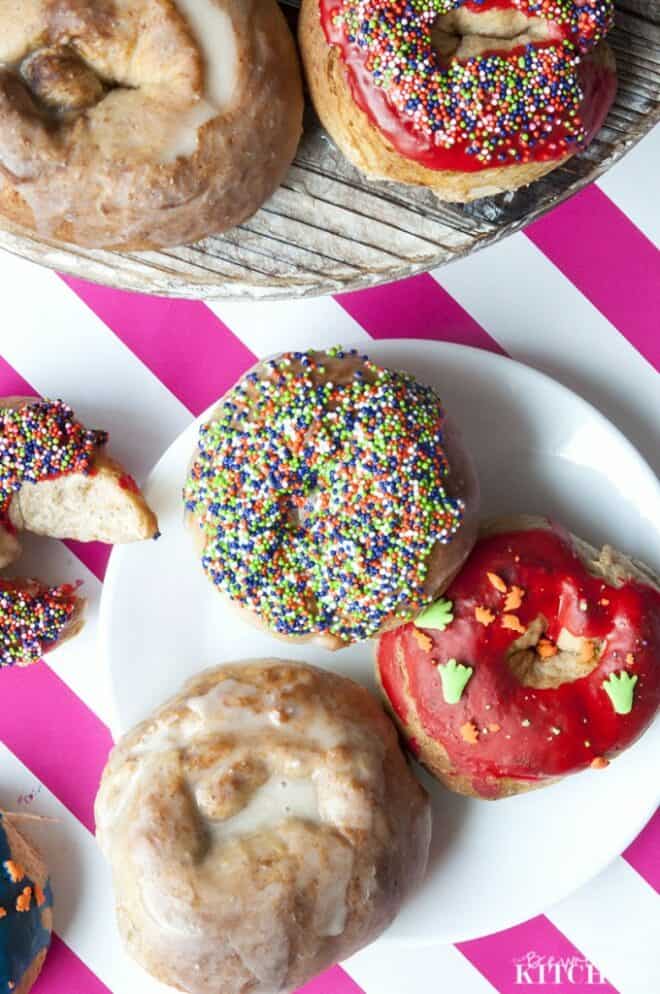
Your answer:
431,8 -> 560,67
19,45 -> 111,116
506,615 -> 602,690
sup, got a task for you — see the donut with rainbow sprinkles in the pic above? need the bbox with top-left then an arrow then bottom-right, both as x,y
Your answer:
299,0 -> 617,200
183,349 -> 479,649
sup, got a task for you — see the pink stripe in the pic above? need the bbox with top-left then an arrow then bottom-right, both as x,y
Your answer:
60,277 -> 256,416
527,185 -> 660,371
294,965 -> 366,994
458,915 -> 618,994
0,663 -> 112,833
33,935 -> 110,994
63,539 -> 111,583
337,273 -> 505,354
624,807 -> 660,893
0,355 -> 36,397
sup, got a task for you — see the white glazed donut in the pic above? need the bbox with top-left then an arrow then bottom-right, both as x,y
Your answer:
0,0 -> 303,247
96,660 -> 431,994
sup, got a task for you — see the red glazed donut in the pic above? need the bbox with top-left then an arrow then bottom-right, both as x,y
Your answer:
299,0 -> 617,201
376,516 -> 660,798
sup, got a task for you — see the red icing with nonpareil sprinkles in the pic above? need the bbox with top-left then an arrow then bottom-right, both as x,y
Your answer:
0,400 -> 107,524
320,0 -> 616,171
0,579 -> 81,669
377,523 -> 660,791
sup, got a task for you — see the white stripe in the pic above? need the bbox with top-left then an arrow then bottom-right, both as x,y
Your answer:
15,532 -> 110,723
597,127 -> 660,247
433,234 -> 660,476
548,857 -> 660,994
0,743 -> 170,993
346,939 -> 496,994
0,254 -> 190,478
209,295 -> 370,357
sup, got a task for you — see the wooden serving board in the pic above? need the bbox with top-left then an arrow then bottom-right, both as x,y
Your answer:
0,0 -> 657,301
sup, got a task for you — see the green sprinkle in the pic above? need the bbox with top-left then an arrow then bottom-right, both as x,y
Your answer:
602,671 -> 638,715
414,597 -> 454,631
436,658 -> 473,704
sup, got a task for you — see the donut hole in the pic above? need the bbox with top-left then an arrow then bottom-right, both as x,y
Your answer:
431,8 -> 560,66
20,45 -> 108,115
506,615 -> 602,689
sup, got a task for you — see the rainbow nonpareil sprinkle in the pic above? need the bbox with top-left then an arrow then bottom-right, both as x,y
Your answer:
331,0 -> 614,164
184,349 -> 465,642
0,400 -> 106,520
0,582 -> 80,668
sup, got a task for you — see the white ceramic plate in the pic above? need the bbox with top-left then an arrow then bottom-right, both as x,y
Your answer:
100,341 -> 660,952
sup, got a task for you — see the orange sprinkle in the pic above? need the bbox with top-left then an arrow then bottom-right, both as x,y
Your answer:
502,614 -> 526,634
460,722 -> 479,744
16,886 -> 32,912
591,756 -> 610,770
537,638 -> 558,659
4,861 -> 24,884
475,606 -> 495,627
34,883 -> 47,908
412,629 -> 433,652
625,652 -> 635,666
487,571 -> 507,593
487,723 -> 501,733
578,640 -> 595,664
0,908 -> 6,919
599,598 -> 610,606
504,586 -> 525,612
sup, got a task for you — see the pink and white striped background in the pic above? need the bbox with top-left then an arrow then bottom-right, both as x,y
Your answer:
0,125 -> 658,994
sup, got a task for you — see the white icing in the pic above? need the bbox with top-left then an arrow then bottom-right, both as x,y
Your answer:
159,0 -> 239,163
211,777 -> 320,841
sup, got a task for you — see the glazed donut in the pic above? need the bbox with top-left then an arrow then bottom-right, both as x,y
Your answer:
0,397 -> 158,567
376,515 -> 660,799
299,0 -> 617,201
0,0 -> 303,248
0,577 -> 84,669
183,349 -> 479,649
0,813 -> 53,994
95,660 -> 431,994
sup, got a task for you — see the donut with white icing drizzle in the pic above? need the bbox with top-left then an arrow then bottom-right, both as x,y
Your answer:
95,660 -> 431,994
0,0 -> 303,248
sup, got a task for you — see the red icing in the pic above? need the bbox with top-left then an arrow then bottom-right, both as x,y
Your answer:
377,524 -> 660,786
319,0 -> 616,172
118,473 -> 139,494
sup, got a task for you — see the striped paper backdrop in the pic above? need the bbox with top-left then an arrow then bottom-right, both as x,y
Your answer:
0,125 -> 658,994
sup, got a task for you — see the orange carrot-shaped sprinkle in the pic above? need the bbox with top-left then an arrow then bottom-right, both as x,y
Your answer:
502,614 -> 526,634
504,586 -> 525,612
475,606 -> 495,627
460,722 -> 479,744
487,572 -> 507,593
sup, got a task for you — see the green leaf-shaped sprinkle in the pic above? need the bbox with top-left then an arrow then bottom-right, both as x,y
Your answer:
602,671 -> 638,715
437,658 -> 473,704
415,597 -> 454,632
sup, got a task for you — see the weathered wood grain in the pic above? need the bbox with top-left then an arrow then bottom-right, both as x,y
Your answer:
0,1 -> 657,300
